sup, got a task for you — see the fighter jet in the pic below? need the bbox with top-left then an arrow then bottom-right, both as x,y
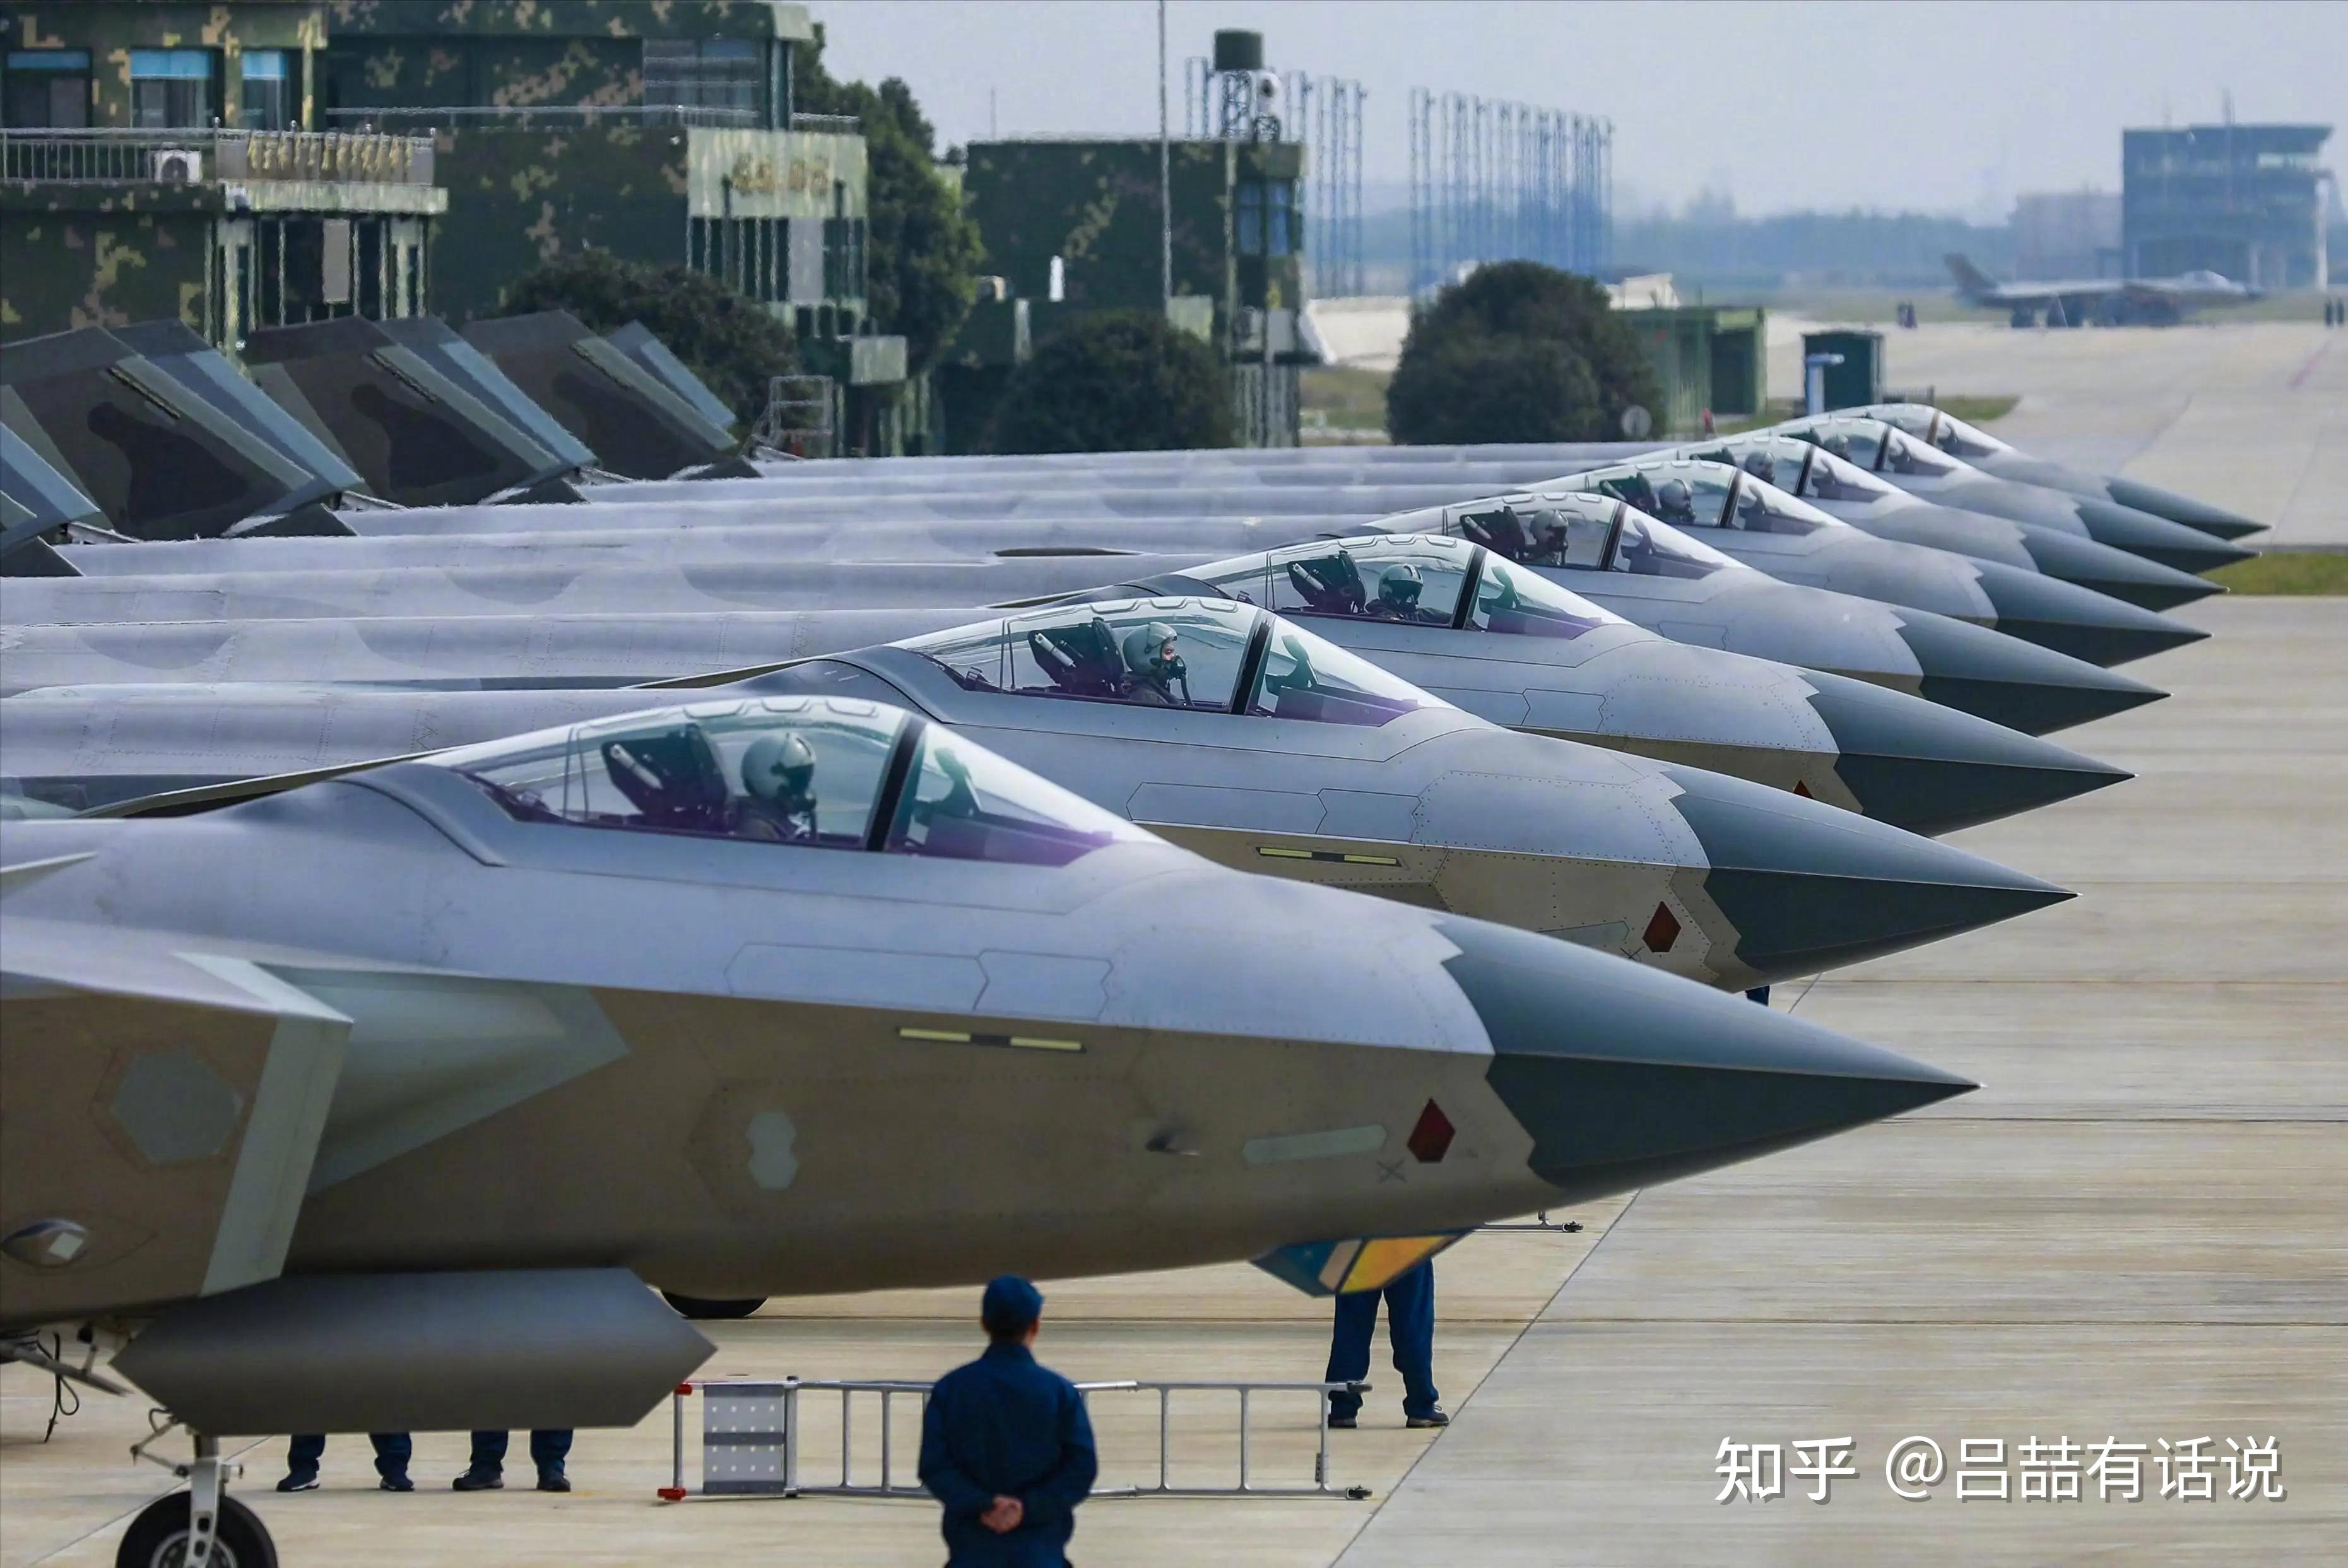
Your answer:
1530,457 -> 2203,666
38,496 -> 2205,673
1675,432 -> 2222,612
1771,415 -> 2253,576
3,693 -> 1974,1564
1944,252 -> 2260,327
0,536 -> 2133,837
1849,403 -> 2266,542
0,532 -> 2166,738
1381,493 -> 2173,734
1,601 -> 2071,992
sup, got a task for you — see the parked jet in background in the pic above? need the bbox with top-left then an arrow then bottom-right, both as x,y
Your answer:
1945,252 -> 2262,327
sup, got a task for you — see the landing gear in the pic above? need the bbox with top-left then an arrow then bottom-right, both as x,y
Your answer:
2009,307 -> 2036,329
122,1424 -> 276,1567
116,1493 -> 276,1568
661,1292 -> 767,1320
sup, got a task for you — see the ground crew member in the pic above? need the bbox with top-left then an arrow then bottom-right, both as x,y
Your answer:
919,1276 -> 1097,1567
452,1429 -> 572,1492
1324,1261 -> 1448,1429
277,1432 -> 412,1492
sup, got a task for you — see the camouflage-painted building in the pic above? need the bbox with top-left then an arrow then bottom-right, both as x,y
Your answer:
1,2 -> 445,345
321,1 -> 904,445
953,138 -> 1309,448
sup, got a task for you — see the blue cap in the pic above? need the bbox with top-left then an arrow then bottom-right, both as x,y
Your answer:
981,1275 -> 1044,1331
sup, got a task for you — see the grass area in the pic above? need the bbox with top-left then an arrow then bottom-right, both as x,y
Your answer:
1299,365 -> 1393,443
2207,550 -> 2348,595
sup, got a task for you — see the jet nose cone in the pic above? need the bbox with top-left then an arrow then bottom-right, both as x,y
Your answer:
2013,527 -> 2224,612
1804,670 -> 2133,834
1970,559 -> 2212,667
2103,477 -> 2267,542
2073,497 -> 2258,574
1892,608 -> 2168,734
1441,918 -> 1973,1203
1658,762 -> 2073,984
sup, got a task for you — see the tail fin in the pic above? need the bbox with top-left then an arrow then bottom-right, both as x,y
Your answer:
1945,254 -> 1995,294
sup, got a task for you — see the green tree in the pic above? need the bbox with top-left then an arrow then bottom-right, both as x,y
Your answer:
497,250 -> 796,432
1386,262 -> 1661,444
984,313 -> 1234,454
1384,336 -> 1600,447
794,29 -> 983,372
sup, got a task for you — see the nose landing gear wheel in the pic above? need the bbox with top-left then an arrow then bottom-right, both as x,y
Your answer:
115,1493 -> 276,1568
661,1292 -> 767,1320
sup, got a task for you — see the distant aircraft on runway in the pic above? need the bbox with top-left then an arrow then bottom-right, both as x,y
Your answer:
1944,253 -> 2261,327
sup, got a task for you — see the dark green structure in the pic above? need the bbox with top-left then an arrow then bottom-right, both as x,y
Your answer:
1619,304 -> 1766,435
1802,328 -> 1884,413
319,1 -> 907,451
949,137 -> 1309,449
1,2 -> 444,346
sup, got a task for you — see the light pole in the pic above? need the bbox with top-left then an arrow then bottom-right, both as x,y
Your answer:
1159,0 -> 1172,311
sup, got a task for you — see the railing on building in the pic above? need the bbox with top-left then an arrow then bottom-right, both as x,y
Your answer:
323,107 -> 860,135
661,1376 -> 1374,1503
1,128 -> 434,186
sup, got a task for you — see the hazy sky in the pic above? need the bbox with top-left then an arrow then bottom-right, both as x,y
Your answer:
818,1 -> 2347,219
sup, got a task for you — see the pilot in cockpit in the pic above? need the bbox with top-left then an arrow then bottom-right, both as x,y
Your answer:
734,730 -> 819,842
1366,563 -> 1444,623
1651,477 -> 1699,525
1121,622 -> 1189,705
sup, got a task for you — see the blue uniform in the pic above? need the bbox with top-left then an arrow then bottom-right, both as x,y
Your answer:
1324,1262 -> 1441,1422
919,1343 -> 1098,1568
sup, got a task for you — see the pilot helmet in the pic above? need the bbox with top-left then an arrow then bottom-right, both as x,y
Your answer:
1378,562 -> 1425,610
1741,452 -> 1774,481
741,731 -> 817,805
1123,622 -> 1180,680
1655,477 -> 1693,515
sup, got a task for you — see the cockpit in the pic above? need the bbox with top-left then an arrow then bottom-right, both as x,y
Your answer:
1664,444 -> 1844,535
1181,534 -> 1623,641
1398,492 -> 1740,582
1549,458 -> 1838,539
905,598 -> 1442,728
1779,415 -> 1966,481
1858,403 -> 2014,463
432,697 -> 1147,866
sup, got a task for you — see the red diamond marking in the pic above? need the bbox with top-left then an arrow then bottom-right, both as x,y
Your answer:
1793,779 -> 1814,798
1643,902 -> 1681,953
1407,1100 -> 1455,1164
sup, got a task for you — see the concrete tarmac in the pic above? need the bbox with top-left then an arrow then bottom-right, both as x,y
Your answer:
1340,593 -> 2346,1566
1766,319 -> 2348,547
4,595 -> 2338,1566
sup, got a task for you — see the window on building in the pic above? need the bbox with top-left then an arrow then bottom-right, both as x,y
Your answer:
825,216 -> 866,304
1269,180 -> 1295,257
1237,180 -> 1265,256
4,49 -> 92,128
240,50 -> 293,131
642,37 -> 764,121
130,49 -> 216,128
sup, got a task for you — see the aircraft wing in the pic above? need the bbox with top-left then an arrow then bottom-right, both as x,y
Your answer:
0,890 -> 350,1328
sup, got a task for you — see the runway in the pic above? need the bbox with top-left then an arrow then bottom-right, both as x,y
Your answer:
6,594 -> 2337,1567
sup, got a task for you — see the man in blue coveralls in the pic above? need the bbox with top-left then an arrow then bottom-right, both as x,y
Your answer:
919,1276 -> 1097,1567
1324,1261 -> 1448,1429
